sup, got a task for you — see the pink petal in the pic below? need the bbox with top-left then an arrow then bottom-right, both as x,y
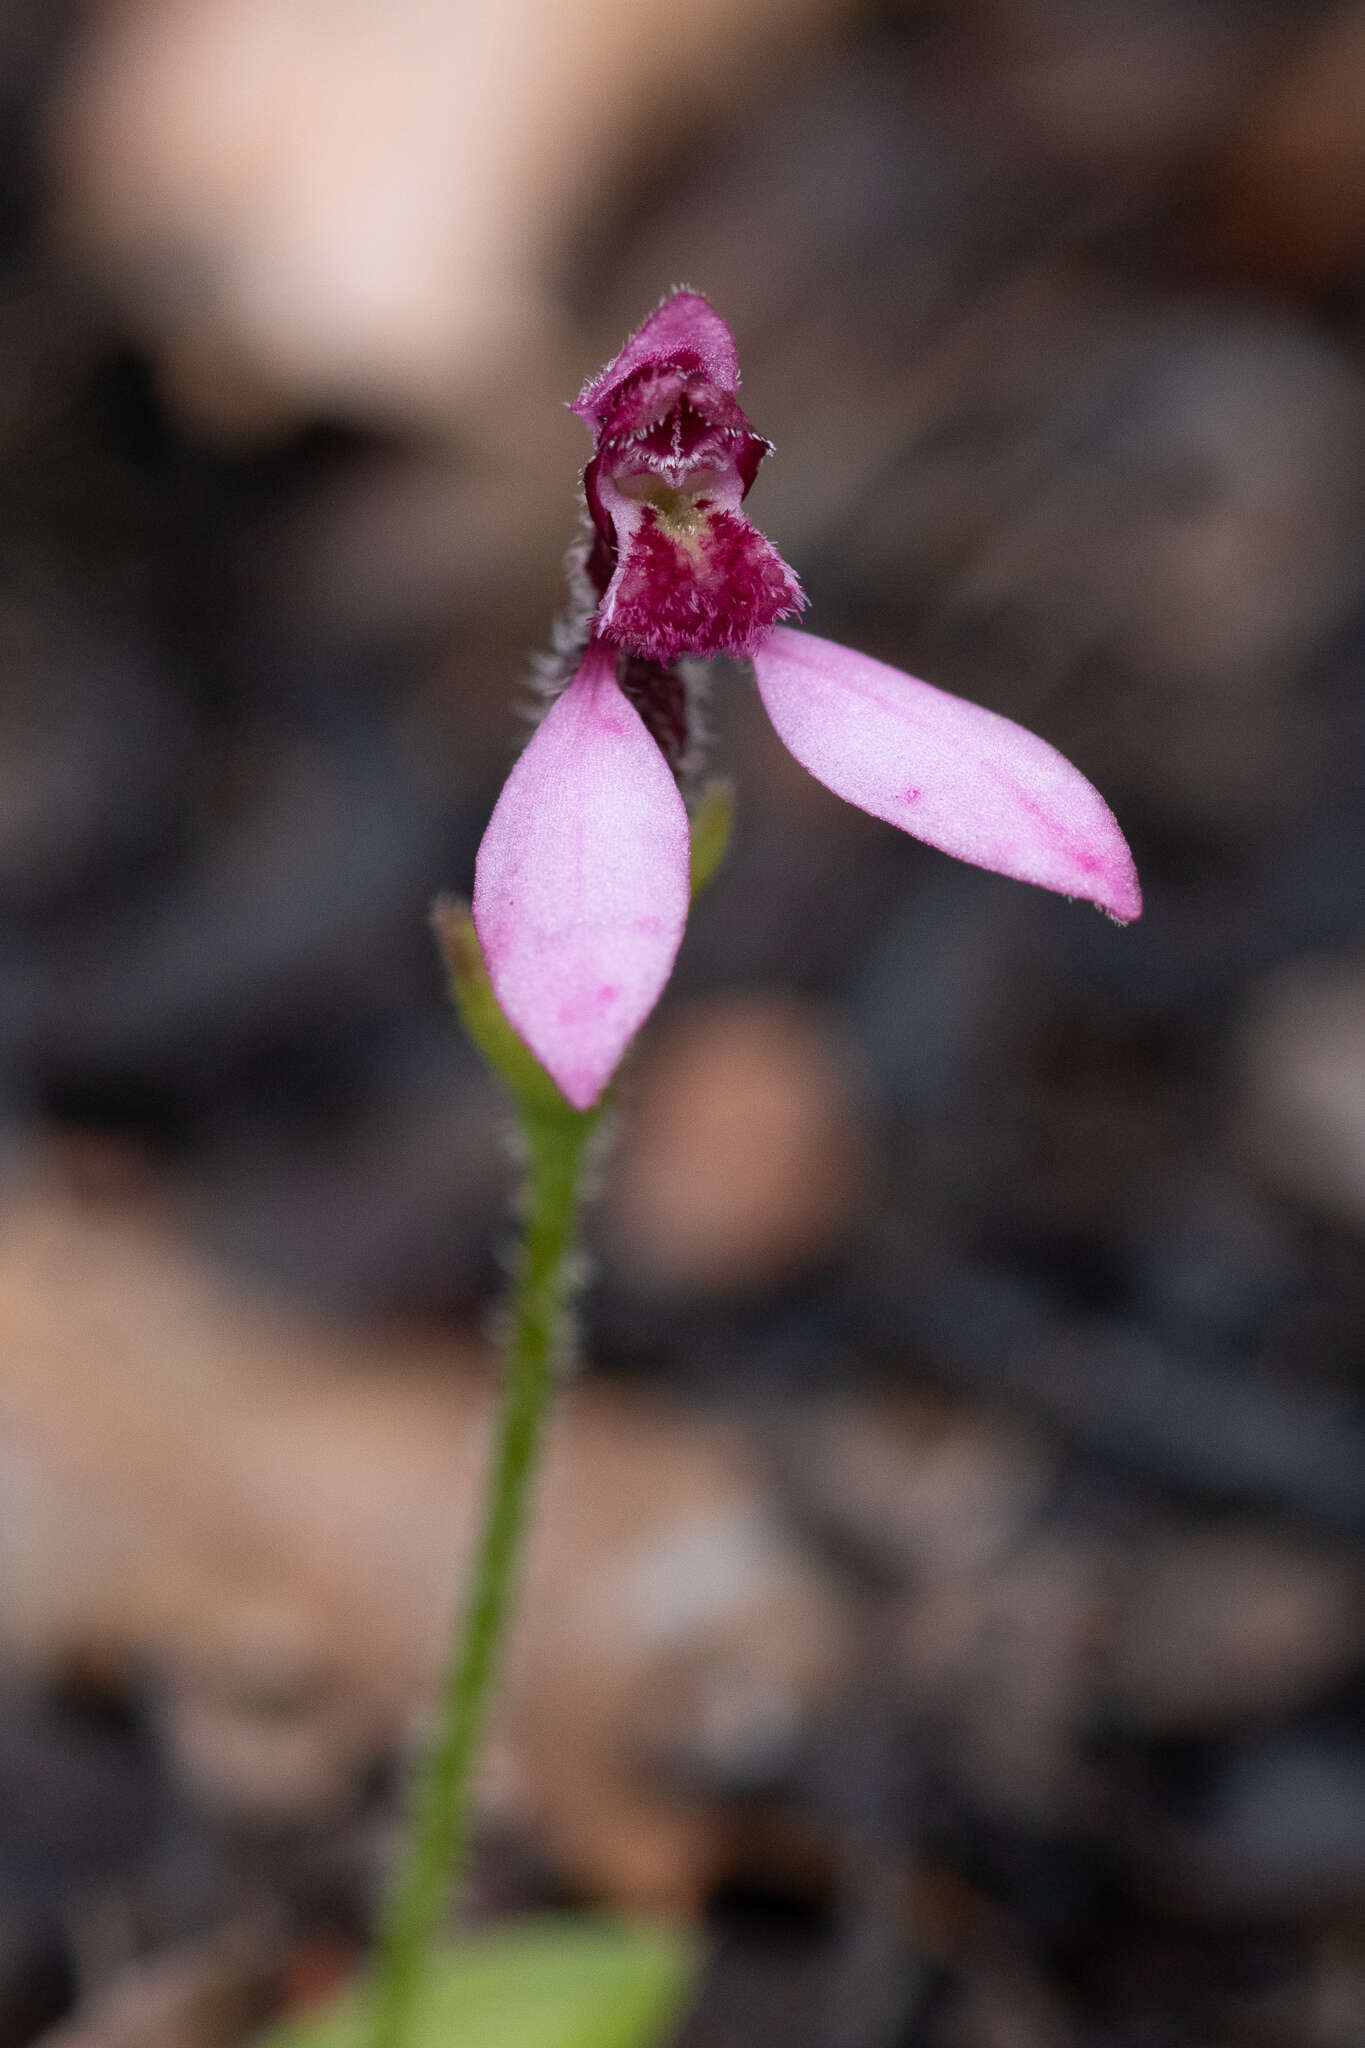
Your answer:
572,290 -> 740,427
753,627 -> 1142,921
473,640 -> 691,1109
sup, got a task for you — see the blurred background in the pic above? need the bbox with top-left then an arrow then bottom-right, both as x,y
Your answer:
2,0 -> 1365,2042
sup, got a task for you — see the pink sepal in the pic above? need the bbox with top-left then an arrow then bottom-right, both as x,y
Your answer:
753,627 -> 1142,921
572,290 -> 741,427
473,641 -> 691,1109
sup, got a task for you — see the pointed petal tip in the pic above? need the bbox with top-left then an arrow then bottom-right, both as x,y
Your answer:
1098,868 -> 1143,924
1057,822 -> 1142,924
547,1054 -> 612,1114
1058,812 -> 1143,924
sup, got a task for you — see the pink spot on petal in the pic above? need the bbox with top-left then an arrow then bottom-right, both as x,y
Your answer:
555,982 -> 622,1029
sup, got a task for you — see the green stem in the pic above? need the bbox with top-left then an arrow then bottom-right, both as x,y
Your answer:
368,1101 -> 596,2048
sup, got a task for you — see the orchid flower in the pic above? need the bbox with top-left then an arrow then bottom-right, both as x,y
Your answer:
474,291 -> 1141,1110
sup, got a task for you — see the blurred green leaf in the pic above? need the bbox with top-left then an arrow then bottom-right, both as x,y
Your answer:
688,777 -> 734,898
259,1918 -> 696,2048
431,897 -> 585,1122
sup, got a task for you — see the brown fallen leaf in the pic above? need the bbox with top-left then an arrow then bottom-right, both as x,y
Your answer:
34,1921 -> 281,2048
0,1173 -> 850,1913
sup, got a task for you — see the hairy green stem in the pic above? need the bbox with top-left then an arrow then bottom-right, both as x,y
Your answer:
368,1101 -> 595,2048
